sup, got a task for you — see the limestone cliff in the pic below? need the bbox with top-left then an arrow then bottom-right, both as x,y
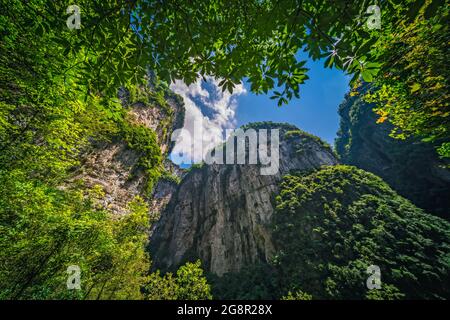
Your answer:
149,123 -> 338,275
335,90 -> 450,219
69,81 -> 185,215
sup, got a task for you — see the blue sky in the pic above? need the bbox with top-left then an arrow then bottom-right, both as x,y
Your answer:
235,53 -> 350,145
169,54 -> 350,166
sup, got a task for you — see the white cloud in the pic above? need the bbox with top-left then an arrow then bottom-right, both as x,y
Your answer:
170,76 -> 246,164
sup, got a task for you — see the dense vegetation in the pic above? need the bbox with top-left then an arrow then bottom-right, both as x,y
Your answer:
120,119 -> 163,194
210,263 -> 279,300
273,165 -> 450,299
1,0 -> 448,300
0,0 -> 214,299
144,260 -> 212,300
335,87 -> 450,218
212,166 -> 450,300
241,121 -> 334,152
0,178 -> 212,299
362,8 -> 449,157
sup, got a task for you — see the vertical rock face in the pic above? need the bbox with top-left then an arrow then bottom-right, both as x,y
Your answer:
69,84 -> 185,215
150,159 -> 187,217
335,91 -> 450,219
150,123 -> 338,275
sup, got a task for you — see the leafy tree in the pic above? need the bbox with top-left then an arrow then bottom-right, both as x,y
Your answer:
209,262 -> 280,300
0,171 -> 151,300
272,165 -> 450,299
209,165 -> 449,300
362,6 -> 449,157
281,291 -> 313,300
3,1 -> 441,104
1,0 -> 448,301
0,1 -> 211,299
129,0 -> 444,106
2,0 -> 447,157
0,174 -> 213,300
335,85 -> 450,218
144,271 -> 179,300
144,260 -> 212,300
121,119 -> 163,194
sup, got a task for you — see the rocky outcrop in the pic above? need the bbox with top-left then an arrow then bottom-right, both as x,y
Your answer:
69,83 -> 185,215
150,159 -> 187,217
335,90 -> 450,219
150,123 -> 338,275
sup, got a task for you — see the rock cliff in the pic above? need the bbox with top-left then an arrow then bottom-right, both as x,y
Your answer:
335,90 -> 450,219
69,81 -> 185,215
150,122 -> 338,275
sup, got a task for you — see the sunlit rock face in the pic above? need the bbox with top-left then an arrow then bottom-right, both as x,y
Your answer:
150,123 -> 338,275
68,84 -> 185,215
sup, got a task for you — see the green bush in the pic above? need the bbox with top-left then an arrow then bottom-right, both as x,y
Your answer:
272,165 -> 450,299
209,262 -> 279,300
121,121 -> 163,194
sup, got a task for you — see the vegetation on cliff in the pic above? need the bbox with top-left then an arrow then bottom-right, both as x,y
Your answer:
335,88 -> 450,218
1,0 -> 448,301
0,1 -> 204,298
241,121 -> 334,154
121,119 -> 163,194
212,166 -> 450,300
273,165 -> 450,299
361,9 -> 449,157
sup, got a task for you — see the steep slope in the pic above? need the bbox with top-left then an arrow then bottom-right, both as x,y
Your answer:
69,80 -> 185,215
150,123 -> 338,275
271,166 -> 450,300
335,90 -> 450,219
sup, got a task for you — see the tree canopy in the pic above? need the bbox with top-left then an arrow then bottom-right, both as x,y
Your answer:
210,165 -> 450,300
2,0 -> 444,102
0,0 -> 448,300
3,0 -> 447,145
363,10 -> 449,156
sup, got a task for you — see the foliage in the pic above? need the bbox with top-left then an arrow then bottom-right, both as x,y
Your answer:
437,143 -> 450,159
281,291 -> 313,300
120,120 -> 163,194
186,163 -> 205,172
241,121 -> 298,132
175,260 -> 213,300
0,1 -> 209,300
210,165 -> 450,300
362,7 -> 449,156
239,123 -> 337,162
159,171 -> 182,185
241,122 -> 331,150
3,0 -> 439,106
131,0 -> 439,106
0,1 -> 124,183
144,260 -> 212,300
240,121 -> 335,154
1,0 -> 448,301
0,3 -> 155,296
335,88 -> 450,217
2,0 -> 446,149
0,170 -> 213,300
209,263 -> 280,300
272,165 -> 450,299
126,75 -> 175,116
0,174 -> 151,300
285,129 -> 333,153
